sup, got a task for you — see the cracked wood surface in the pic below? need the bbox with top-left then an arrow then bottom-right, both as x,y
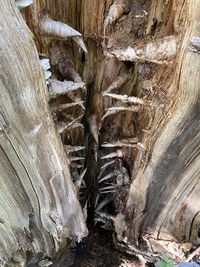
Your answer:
24,0 -> 200,258
61,1 -> 199,257
1,0 -> 200,264
0,1 -> 87,264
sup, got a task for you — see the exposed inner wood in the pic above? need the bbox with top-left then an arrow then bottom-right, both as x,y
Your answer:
0,0 -> 200,265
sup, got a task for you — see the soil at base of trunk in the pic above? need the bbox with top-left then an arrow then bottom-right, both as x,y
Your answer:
52,224 -> 147,267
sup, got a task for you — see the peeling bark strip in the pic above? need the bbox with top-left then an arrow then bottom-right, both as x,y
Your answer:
0,1 -> 87,264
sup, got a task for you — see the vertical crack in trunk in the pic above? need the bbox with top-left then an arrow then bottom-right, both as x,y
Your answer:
6,0 -> 200,264
83,81 -> 100,214
39,0 -> 173,255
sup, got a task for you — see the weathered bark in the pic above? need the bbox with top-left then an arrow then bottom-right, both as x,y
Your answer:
1,0 -> 200,265
0,1 -> 87,265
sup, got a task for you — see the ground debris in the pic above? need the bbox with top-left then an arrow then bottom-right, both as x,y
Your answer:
67,227 -> 141,267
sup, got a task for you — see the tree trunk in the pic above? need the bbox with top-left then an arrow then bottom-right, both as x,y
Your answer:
0,0 -> 200,265
0,1 -> 87,266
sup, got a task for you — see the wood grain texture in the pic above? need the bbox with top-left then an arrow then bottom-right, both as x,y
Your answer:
9,0 -> 200,261
0,1 -> 87,264
27,0 -> 200,250
57,0 -> 200,257
125,0 -> 200,250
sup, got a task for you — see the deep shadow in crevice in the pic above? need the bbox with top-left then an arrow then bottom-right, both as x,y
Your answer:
71,223 -> 138,267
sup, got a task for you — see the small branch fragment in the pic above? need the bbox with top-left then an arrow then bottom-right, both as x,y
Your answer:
50,101 -> 85,112
71,163 -> 84,169
96,198 -> 111,211
64,145 -> 85,153
70,157 -> 85,162
121,137 -> 139,144
48,79 -> 85,98
102,105 -> 141,120
109,36 -> 176,64
40,16 -> 81,38
73,36 -> 88,54
101,150 -> 123,159
16,0 -> 33,9
99,188 -> 116,194
94,194 -> 100,208
107,106 -> 141,112
101,138 -> 138,148
98,172 -> 115,183
40,16 -> 87,52
103,73 -> 129,95
99,185 -> 116,192
101,109 -> 118,120
95,211 -> 114,221
144,36 -> 176,61
104,92 -> 145,105
100,160 -> 116,170
56,115 -> 83,134
39,259 -> 52,267
66,92 -> 85,110
185,246 -> 200,262
56,122 -> 70,134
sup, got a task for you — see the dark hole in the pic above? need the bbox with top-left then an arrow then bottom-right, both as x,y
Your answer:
124,60 -> 134,70
150,18 -> 158,36
81,51 -> 86,64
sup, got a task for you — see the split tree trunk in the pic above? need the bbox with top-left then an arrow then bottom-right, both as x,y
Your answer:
0,0 -> 200,265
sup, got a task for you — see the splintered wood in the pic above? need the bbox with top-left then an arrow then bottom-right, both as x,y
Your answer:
2,0 -> 200,265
